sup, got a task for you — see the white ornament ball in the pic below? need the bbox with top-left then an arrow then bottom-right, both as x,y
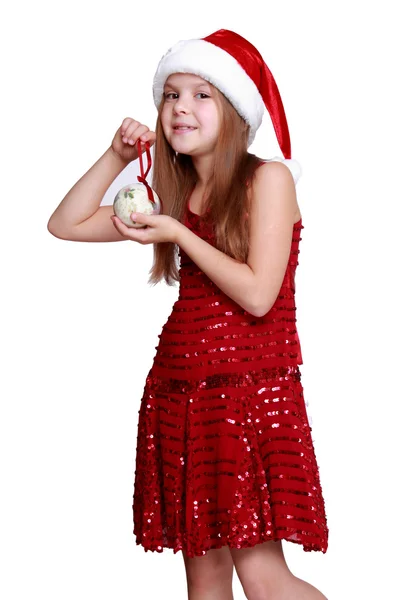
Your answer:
113,182 -> 161,228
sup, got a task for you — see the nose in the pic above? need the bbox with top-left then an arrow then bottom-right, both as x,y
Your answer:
173,94 -> 190,115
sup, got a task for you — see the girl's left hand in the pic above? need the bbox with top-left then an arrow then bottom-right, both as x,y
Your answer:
110,212 -> 181,245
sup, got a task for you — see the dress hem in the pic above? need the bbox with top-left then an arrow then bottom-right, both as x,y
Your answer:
133,530 -> 328,559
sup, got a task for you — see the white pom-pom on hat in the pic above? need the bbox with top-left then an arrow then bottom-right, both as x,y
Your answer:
267,157 -> 303,185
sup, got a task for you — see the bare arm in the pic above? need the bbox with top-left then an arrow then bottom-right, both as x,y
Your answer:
176,222 -> 258,316
47,147 -> 129,238
175,162 -> 298,318
48,118 -> 156,242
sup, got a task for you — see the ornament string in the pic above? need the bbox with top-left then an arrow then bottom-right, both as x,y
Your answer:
135,139 -> 164,213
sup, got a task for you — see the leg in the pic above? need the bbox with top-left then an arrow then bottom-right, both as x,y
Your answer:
230,540 -> 328,600
182,545 -> 235,600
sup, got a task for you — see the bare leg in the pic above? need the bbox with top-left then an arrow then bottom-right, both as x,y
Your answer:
182,545 -> 235,600
230,540 -> 328,600
273,575 -> 328,600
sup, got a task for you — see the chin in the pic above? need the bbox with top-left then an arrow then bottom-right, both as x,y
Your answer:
167,135 -> 214,156
170,140 -> 198,154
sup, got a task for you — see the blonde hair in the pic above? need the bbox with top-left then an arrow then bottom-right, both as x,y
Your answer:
148,84 -> 265,286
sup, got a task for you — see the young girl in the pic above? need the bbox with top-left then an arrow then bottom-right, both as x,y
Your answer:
48,28 -> 328,600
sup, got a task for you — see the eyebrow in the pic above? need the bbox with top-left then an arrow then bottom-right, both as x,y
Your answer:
164,81 -> 211,91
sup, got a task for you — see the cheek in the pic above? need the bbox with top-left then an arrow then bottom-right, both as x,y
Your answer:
160,107 -> 170,130
209,111 -> 221,135
200,106 -> 220,130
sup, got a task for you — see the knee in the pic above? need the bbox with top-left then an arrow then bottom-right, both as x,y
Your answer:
243,576 -> 293,600
184,550 -> 234,591
244,574 -> 327,600
186,560 -> 233,590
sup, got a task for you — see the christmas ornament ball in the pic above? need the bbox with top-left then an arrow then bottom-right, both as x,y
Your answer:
113,182 -> 161,228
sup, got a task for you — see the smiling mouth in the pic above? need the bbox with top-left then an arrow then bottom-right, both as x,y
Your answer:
173,126 -> 197,130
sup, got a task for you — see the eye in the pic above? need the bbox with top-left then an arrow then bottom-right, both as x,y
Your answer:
163,92 -> 210,100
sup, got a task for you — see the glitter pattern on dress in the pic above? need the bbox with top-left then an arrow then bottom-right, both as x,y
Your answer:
132,199 -> 329,558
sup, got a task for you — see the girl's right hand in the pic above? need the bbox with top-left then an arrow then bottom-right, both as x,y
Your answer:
111,118 -> 156,163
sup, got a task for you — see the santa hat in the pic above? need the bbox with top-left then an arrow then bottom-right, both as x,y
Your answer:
152,29 -> 302,183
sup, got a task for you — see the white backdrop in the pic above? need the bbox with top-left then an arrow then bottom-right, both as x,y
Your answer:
1,1 -> 399,598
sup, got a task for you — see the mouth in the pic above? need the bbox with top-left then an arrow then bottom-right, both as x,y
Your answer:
172,126 -> 198,136
173,126 -> 197,131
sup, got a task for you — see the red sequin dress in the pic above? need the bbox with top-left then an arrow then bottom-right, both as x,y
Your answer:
132,198 -> 329,558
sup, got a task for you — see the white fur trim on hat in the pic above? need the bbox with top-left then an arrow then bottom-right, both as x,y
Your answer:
153,39 -> 265,145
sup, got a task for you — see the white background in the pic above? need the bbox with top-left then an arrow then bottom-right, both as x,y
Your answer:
1,1 -> 399,598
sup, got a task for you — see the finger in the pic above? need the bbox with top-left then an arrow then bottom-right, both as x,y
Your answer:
125,123 -> 148,144
134,128 -> 155,144
111,215 -> 122,231
111,215 -> 129,232
122,120 -> 140,141
142,131 -> 156,145
130,125 -> 150,146
112,215 -> 144,238
120,117 -> 134,135
130,212 -> 150,224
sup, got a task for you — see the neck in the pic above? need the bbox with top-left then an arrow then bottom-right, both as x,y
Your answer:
191,154 -> 214,187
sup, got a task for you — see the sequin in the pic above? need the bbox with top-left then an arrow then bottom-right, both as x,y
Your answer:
132,198 -> 328,559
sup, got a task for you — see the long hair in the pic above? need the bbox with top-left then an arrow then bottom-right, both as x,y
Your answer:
148,85 -> 265,286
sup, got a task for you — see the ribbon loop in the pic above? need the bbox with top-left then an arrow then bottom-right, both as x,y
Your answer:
136,140 -> 155,204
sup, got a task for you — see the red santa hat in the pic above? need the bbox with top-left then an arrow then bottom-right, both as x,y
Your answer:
153,28 -> 300,180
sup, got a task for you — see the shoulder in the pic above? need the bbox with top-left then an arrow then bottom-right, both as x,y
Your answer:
250,160 -> 296,199
253,160 -> 296,186
251,157 -> 302,187
248,160 -> 298,222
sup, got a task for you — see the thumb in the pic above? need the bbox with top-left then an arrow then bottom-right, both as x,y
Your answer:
130,211 -> 149,222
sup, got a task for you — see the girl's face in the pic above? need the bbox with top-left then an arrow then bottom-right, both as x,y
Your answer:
161,73 -> 221,157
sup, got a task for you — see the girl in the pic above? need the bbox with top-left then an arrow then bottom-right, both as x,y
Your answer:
48,29 -> 328,600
